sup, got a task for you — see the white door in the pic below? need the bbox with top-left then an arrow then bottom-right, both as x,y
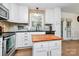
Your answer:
61,21 -> 64,37
66,21 -> 71,39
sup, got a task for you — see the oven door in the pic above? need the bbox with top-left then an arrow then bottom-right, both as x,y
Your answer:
3,35 -> 15,56
2,37 -> 7,56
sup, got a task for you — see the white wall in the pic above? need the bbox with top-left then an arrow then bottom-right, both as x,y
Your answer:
61,12 -> 79,40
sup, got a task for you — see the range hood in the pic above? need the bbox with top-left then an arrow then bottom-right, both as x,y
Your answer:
0,4 -> 9,20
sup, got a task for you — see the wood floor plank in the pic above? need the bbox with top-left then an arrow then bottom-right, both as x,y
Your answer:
15,48 -> 32,56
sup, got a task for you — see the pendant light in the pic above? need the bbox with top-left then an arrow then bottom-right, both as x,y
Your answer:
77,16 -> 79,22
34,7 -> 39,16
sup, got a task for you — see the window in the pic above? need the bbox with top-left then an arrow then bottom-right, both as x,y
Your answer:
29,9 -> 45,31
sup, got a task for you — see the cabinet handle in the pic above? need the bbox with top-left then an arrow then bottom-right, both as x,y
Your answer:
24,43 -> 28,45
25,39 -> 28,40
47,51 -> 49,56
50,50 -> 51,56
24,36 -> 28,37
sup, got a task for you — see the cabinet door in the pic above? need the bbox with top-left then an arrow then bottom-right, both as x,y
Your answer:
16,33 -> 24,48
8,4 -> 19,22
33,48 -> 48,56
45,9 -> 54,24
50,48 -> 61,56
49,40 -> 61,56
0,38 -> 2,56
19,5 -> 28,23
0,37 -> 2,48
33,42 -> 48,56
0,48 -> 2,56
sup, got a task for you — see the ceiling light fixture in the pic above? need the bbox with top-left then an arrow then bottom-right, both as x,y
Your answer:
34,7 -> 39,16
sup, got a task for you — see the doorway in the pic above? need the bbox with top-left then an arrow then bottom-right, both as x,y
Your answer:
66,21 -> 71,39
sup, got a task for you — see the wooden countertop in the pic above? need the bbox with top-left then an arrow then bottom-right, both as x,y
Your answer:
32,34 -> 63,42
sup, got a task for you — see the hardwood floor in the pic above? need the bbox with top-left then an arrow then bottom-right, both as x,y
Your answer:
62,40 -> 79,56
15,48 -> 32,56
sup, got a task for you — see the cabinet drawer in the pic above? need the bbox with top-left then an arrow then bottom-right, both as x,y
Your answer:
23,41 -> 31,45
33,42 -> 48,49
24,38 -> 28,41
33,48 -> 48,56
23,36 -> 29,41
24,33 -> 28,36
23,42 -> 29,46
24,35 -> 28,38
48,40 -> 61,47
24,32 -> 28,34
0,48 -> 2,56
33,47 -> 48,52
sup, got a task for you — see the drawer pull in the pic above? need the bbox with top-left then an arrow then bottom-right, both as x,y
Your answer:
41,45 -> 43,47
24,43 -> 28,45
24,39 -> 28,40
24,36 -> 28,37
50,50 -> 51,56
47,51 -> 49,56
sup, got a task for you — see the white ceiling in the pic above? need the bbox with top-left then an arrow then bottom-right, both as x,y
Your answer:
18,3 -> 79,14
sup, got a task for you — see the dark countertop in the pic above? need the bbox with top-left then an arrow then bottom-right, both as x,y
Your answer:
15,30 -> 46,32
2,32 -> 15,38
0,30 -> 55,37
1,30 -> 55,33
15,30 -> 55,32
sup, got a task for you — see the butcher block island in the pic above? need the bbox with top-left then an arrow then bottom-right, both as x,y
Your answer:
32,34 -> 63,56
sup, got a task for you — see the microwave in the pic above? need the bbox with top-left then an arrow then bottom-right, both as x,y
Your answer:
0,4 -> 9,20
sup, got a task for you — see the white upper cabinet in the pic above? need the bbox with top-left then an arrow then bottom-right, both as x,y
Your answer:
18,5 -> 28,23
3,3 -> 28,23
2,3 -> 10,10
9,4 -> 19,22
45,9 -> 54,24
